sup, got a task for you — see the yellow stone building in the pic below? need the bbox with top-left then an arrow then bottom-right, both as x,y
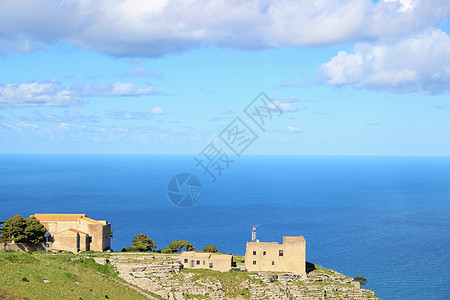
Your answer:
31,213 -> 111,252
245,236 -> 306,276
179,251 -> 233,272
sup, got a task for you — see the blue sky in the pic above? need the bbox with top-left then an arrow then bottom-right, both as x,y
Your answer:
0,0 -> 449,155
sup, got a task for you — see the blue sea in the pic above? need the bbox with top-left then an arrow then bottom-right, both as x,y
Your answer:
0,154 -> 449,299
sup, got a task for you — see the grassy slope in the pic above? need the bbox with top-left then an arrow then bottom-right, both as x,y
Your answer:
0,251 -> 149,300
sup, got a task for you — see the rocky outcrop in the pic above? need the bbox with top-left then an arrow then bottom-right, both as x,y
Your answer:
106,253 -> 379,300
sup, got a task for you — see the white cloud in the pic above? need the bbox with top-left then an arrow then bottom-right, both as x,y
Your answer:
16,122 -> 38,129
287,126 -> 303,133
220,109 -> 235,115
149,107 -> 166,115
83,82 -> 159,97
0,82 -> 83,108
270,96 -> 299,103
0,81 -> 159,108
17,110 -> 99,123
268,101 -> 299,113
0,0 -> 448,57
320,30 -> 450,93
122,67 -> 165,79
278,102 -> 299,113
107,108 -> 167,120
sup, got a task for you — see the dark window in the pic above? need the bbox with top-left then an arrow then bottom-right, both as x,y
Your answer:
209,263 -> 213,268
184,259 -> 188,263
196,260 -> 200,265
272,261 -> 275,265
263,251 -> 266,255
253,251 -> 256,255
203,260 -> 205,265
279,250 -> 283,256
253,261 -> 256,265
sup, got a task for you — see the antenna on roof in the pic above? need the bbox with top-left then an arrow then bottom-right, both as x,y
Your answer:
250,225 -> 259,242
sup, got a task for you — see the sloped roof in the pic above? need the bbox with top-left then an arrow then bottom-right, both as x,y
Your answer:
210,254 -> 232,260
180,251 -> 211,258
32,214 -> 86,221
31,213 -> 107,225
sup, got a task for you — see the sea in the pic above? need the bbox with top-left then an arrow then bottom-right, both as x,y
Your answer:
0,154 -> 449,300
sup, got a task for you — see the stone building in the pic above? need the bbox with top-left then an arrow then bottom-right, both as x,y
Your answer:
31,213 -> 111,252
179,251 -> 233,272
245,236 -> 306,276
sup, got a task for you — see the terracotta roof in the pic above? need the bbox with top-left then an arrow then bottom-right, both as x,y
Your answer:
180,252 -> 232,259
210,254 -> 232,260
180,252 -> 211,258
31,213 -> 107,225
283,236 -> 305,243
55,228 -> 89,235
79,217 -> 107,225
32,214 -> 87,222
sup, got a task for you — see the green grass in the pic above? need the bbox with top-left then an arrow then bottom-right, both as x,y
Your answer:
182,268 -> 251,299
311,265 -> 336,276
185,294 -> 210,299
232,255 -> 245,264
0,251 -> 149,300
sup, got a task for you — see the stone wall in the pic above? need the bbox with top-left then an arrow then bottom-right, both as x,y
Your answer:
1,242 -> 52,252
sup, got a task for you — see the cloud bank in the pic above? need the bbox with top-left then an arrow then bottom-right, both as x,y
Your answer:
320,30 -> 450,93
0,81 -> 160,108
0,0 -> 448,57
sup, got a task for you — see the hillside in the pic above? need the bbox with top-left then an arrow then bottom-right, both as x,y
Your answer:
109,252 -> 380,299
0,251 -> 380,300
0,251 -> 156,300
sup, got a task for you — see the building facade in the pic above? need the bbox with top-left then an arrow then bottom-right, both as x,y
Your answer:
179,251 -> 233,272
31,213 -> 111,252
245,236 -> 306,276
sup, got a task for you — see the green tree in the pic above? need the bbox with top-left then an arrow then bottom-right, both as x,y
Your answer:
23,217 -> 47,245
168,240 -> 196,253
354,276 -> 367,286
201,245 -> 219,253
159,248 -> 174,253
0,221 -> 5,243
0,214 -> 47,245
122,234 -> 156,252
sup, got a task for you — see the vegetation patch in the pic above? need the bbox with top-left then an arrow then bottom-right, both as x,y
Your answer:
0,251 -> 149,300
182,268 -> 251,299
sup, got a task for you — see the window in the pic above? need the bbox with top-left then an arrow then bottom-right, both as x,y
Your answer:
184,259 -> 188,263
263,251 -> 266,255
279,250 -> 283,256
272,261 -> 275,265
253,261 -> 256,265
196,260 -> 200,265
203,260 -> 205,265
209,263 -> 213,268
253,251 -> 256,255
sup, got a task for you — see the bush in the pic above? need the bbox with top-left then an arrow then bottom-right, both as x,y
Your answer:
122,234 -> 156,252
0,215 -> 47,245
201,245 -> 219,253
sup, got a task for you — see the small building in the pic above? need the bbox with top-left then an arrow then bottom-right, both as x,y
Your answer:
179,251 -> 233,272
31,213 -> 111,252
245,236 -> 306,276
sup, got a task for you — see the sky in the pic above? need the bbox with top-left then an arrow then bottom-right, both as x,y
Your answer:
0,0 -> 449,155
